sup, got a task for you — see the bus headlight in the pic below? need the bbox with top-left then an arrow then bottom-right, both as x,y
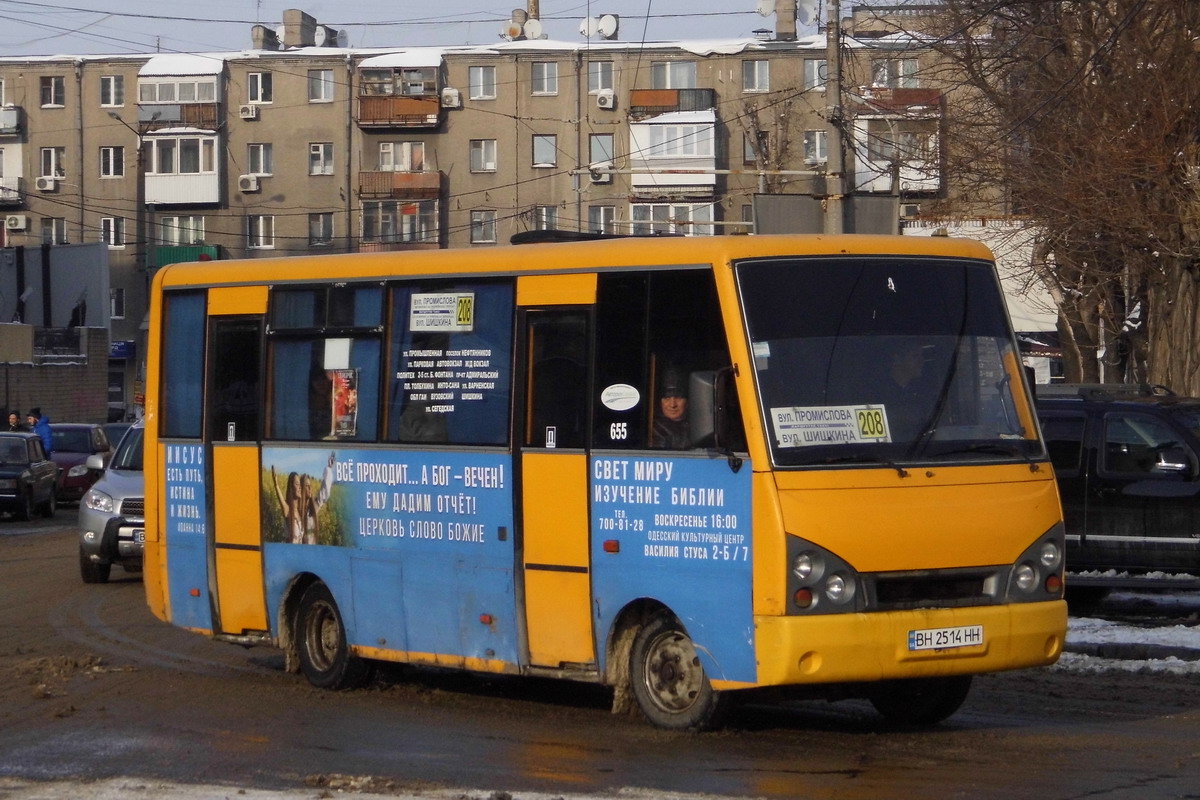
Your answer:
825,572 -> 855,605
792,552 -> 817,581
787,537 -> 861,614
1039,540 -> 1062,570
1013,563 -> 1038,593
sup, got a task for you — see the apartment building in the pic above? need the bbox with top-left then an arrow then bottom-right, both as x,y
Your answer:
0,8 -> 954,416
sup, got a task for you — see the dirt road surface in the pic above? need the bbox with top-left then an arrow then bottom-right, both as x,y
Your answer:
3,523 -> 1200,800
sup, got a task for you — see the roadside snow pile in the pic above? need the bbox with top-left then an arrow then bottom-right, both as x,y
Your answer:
1056,591 -> 1200,674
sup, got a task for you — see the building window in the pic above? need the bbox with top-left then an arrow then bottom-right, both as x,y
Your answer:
39,147 -> 65,178
588,205 -> 616,234
0,79 -> 5,106
40,76 -> 65,107
470,210 -> 497,243
468,66 -> 496,100
147,137 -> 217,175
41,217 -> 68,244
379,141 -> 425,172
531,62 -> 558,95
110,287 -> 125,319
872,58 -> 919,89
532,134 -> 557,167
139,78 -> 217,103
630,203 -> 714,236
645,124 -> 713,158
804,130 -> 828,163
588,61 -> 614,93
742,60 -> 769,92
308,69 -> 334,102
400,67 -> 437,96
534,206 -> 557,230
101,217 -> 125,247
248,143 -> 273,176
248,215 -> 275,248
160,215 -> 205,245
470,139 -> 497,172
362,200 -> 437,244
309,142 -> 334,175
743,131 -> 767,165
804,59 -> 828,90
650,61 -> 696,89
308,212 -> 334,246
100,75 -> 125,107
249,72 -> 273,103
100,146 -> 125,178
589,133 -> 614,165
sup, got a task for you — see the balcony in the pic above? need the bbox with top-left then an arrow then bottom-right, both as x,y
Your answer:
358,241 -> 439,253
628,88 -> 717,119
145,173 -> 220,205
0,177 -> 21,205
356,96 -> 441,129
0,106 -> 22,135
138,103 -> 220,132
358,170 -> 443,199
152,244 -> 220,268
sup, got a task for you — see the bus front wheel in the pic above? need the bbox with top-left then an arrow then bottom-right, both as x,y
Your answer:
296,582 -> 371,690
629,612 -> 725,730
869,674 -> 972,726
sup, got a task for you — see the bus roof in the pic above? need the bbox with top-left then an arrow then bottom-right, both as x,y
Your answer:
153,234 -> 996,290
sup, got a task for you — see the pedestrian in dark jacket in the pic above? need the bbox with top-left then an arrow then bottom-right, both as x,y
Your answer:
26,408 -> 52,453
6,411 -> 27,432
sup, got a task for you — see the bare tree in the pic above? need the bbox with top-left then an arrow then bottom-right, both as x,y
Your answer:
926,0 -> 1200,388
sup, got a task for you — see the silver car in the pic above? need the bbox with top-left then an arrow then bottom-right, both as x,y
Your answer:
78,422 -> 144,583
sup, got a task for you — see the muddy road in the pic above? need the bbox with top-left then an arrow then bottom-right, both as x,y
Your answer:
2,524 -> 1199,799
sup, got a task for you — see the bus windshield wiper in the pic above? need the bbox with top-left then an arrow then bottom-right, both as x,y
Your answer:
822,453 -> 909,477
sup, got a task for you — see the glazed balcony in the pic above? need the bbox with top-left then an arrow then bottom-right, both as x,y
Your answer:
628,88 -> 716,119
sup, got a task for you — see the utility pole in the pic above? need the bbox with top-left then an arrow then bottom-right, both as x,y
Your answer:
824,0 -> 845,234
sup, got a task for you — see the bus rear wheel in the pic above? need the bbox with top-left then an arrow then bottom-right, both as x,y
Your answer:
296,582 -> 371,690
629,612 -> 725,730
869,674 -> 972,726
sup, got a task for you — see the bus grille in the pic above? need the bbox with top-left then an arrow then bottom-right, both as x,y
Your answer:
120,497 -> 145,519
868,569 -> 1000,610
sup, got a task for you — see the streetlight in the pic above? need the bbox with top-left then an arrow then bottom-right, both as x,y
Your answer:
107,111 -> 158,272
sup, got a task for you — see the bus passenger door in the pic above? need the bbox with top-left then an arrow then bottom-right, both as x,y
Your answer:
206,294 -> 268,636
518,306 -> 595,668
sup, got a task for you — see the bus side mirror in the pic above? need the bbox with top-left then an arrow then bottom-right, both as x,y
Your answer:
688,367 -> 745,457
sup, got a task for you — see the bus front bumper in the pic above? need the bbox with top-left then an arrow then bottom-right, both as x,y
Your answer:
745,600 -> 1066,689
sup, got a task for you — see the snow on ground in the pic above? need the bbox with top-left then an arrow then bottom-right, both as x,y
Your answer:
1058,590 -> 1200,674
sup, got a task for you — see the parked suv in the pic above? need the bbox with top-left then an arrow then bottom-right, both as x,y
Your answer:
78,423 -> 143,583
1034,383 -> 1200,591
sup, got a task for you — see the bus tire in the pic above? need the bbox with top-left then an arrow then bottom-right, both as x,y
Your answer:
296,582 -> 370,690
869,674 -> 972,726
629,612 -> 725,730
79,544 -> 111,584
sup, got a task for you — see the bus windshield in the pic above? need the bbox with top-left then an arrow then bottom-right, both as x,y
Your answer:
737,255 -> 1042,468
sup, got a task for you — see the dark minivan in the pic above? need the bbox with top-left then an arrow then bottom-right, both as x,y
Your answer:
1035,383 -> 1200,590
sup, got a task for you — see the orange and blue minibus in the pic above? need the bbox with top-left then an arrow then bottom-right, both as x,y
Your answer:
142,234 -> 1066,729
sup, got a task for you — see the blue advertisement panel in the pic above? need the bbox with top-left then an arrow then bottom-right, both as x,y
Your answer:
260,446 -> 518,665
590,454 -> 756,683
163,443 -> 212,630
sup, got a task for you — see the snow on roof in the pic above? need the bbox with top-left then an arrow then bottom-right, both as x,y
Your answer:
634,110 -> 717,125
359,49 -> 455,68
140,54 -> 224,76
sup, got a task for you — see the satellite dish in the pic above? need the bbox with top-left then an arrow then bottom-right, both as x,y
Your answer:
523,18 -> 543,40
580,17 -> 599,37
335,29 -> 349,48
756,0 -> 774,16
797,0 -> 818,26
597,14 -> 618,39
503,20 -> 523,39
314,26 -> 327,46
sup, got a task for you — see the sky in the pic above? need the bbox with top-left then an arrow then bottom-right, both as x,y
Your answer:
0,0 -> 825,58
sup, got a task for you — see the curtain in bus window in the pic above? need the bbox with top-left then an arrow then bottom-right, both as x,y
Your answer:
162,292 -> 205,438
271,337 -> 380,442
386,281 -> 514,446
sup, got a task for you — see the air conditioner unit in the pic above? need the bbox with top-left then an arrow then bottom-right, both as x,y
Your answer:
589,161 -> 613,184
900,202 -> 921,219
5,214 -> 28,231
35,176 -> 58,192
238,174 -> 260,193
596,88 -> 616,110
440,87 -> 461,109
238,104 -> 259,120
